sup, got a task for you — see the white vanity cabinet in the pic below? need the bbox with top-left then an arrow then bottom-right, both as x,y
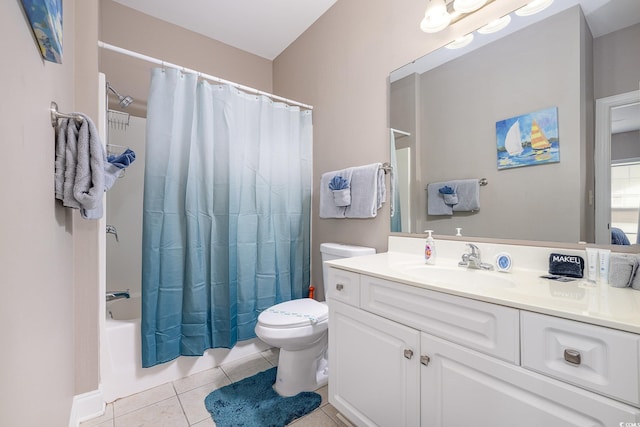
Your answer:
327,268 -> 420,426
326,267 -> 640,427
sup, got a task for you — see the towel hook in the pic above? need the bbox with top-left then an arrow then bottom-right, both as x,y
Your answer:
50,101 -> 83,127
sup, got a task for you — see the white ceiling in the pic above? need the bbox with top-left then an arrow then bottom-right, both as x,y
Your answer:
111,0 -> 337,60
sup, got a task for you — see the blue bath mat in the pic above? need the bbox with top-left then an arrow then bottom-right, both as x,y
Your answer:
204,367 -> 321,427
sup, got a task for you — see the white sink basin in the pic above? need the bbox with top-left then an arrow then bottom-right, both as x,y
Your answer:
393,263 -> 516,289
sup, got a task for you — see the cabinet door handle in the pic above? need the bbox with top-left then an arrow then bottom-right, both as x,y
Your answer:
420,355 -> 430,366
564,349 -> 581,365
336,283 -> 344,291
404,349 -> 414,359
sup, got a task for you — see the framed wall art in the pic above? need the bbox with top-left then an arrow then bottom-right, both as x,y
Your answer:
496,107 -> 559,170
20,0 -> 63,63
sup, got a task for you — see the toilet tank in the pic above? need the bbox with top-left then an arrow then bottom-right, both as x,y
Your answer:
320,243 -> 376,299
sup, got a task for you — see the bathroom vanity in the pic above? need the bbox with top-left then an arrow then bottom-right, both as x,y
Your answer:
325,237 -> 640,427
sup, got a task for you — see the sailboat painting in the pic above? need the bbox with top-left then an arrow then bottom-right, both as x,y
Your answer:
496,107 -> 559,170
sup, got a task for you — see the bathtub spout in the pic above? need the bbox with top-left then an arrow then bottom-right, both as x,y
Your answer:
106,290 -> 130,302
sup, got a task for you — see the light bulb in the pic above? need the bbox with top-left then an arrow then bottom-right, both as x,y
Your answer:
453,0 -> 487,14
445,33 -> 474,49
515,0 -> 554,17
420,0 -> 451,33
477,14 -> 512,34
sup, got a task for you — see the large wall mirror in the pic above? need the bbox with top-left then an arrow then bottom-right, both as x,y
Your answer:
389,0 -> 640,247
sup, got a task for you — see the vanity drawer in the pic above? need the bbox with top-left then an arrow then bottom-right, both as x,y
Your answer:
521,311 -> 640,407
326,268 -> 360,306
360,274 -> 520,364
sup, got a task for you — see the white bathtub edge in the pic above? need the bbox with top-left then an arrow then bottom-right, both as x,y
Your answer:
68,386 -> 105,427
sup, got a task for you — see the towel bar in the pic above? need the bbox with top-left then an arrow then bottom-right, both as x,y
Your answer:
380,162 -> 392,174
425,178 -> 489,190
50,101 -> 84,127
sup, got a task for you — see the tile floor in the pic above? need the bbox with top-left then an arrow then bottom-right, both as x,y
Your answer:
80,348 -> 349,427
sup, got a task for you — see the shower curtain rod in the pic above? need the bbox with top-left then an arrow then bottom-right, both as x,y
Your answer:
98,41 -> 313,110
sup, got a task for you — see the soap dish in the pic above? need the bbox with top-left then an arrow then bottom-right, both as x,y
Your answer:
495,253 -> 512,272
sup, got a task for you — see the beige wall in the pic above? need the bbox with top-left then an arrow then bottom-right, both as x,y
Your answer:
273,0 -> 529,296
0,0 -> 99,425
594,23 -> 640,100
99,0 -> 273,117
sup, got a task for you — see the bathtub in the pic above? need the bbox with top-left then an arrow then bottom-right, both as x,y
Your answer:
101,295 -> 270,402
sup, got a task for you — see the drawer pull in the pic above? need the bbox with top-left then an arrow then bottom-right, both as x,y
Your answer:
336,283 -> 344,291
404,349 -> 413,359
420,355 -> 431,366
564,349 -> 581,365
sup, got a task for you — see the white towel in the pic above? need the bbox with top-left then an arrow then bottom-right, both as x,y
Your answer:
319,168 -> 351,218
73,113 -> 106,219
427,179 -> 480,215
62,119 -> 81,209
451,179 -> 480,212
54,113 -> 106,219
345,163 -> 385,218
54,118 -> 68,201
427,182 -> 453,215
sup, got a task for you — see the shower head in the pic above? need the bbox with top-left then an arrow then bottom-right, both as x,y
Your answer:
106,82 -> 134,108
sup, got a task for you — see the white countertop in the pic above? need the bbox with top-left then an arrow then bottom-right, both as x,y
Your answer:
326,250 -> 640,334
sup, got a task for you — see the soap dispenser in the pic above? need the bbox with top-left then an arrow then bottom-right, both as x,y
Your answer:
424,230 -> 437,265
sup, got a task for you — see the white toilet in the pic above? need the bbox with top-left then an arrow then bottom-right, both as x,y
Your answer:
255,242 -> 375,396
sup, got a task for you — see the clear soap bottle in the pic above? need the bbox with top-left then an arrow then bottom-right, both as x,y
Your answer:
424,230 -> 436,265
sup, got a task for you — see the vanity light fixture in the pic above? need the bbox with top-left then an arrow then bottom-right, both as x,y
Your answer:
476,14 -> 511,34
420,0 -> 496,34
420,0 -> 452,33
453,0 -> 487,14
445,33 -> 474,49
515,0 -> 554,17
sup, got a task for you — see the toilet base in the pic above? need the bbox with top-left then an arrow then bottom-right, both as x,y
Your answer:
273,332 -> 328,397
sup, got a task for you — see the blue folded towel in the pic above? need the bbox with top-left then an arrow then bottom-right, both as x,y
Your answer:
438,186 -> 455,194
108,148 -> 136,168
328,175 -> 349,191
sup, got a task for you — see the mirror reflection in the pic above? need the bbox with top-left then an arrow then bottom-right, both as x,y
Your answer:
389,0 -> 640,246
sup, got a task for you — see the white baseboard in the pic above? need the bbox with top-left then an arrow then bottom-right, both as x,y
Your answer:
68,387 -> 105,427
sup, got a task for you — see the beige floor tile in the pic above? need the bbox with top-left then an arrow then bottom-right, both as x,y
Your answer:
114,396 -> 188,427
287,408 -> 338,427
113,382 -> 176,417
173,366 -> 228,394
260,347 -> 280,366
220,353 -> 273,383
315,385 -> 329,407
83,421 -> 114,427
80,403 -> 113,427
321,404 -> 352,427
177,381 -> 229,425
190,417 -> 216,427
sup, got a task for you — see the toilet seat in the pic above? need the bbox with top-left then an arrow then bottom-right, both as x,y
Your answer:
258,298 -> 328,328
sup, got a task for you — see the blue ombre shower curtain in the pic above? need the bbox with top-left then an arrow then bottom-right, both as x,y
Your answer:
141,68 -> 312,368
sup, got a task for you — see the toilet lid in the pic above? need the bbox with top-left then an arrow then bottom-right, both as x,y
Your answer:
258,298 -> 328,328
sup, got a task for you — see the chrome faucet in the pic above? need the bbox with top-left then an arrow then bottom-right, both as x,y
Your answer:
106,290 -> 130,302
459,243 -> 493,270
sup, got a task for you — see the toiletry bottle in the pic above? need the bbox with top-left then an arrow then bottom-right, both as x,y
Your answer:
598,249 -> 611,285
424,230 -> 437,265
585,247 -> 598,283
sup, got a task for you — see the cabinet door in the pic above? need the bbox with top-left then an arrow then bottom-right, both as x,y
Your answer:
329,300 -> 420,427
421,333 -> 640,427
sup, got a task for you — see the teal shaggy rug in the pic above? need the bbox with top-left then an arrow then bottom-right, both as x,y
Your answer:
204,367 -> 322,427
